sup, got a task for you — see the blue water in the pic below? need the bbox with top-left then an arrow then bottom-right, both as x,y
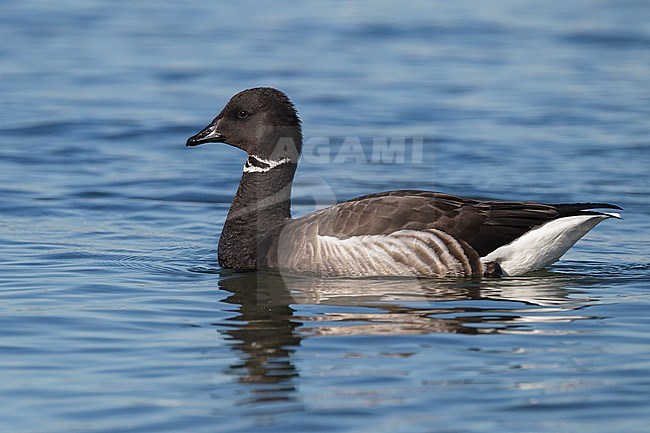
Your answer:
1,1 -> 649,432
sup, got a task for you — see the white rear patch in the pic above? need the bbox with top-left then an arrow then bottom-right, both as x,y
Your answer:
481,214 -> 617,276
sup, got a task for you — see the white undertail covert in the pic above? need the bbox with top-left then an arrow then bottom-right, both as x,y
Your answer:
481,213 -> 620,276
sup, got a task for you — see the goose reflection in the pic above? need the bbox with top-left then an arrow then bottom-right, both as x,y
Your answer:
283,273 -> 595,336
218,270 -> 597,398
219,272 -> 301,405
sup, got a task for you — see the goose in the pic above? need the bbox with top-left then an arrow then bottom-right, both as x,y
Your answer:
186,87 -> 621,278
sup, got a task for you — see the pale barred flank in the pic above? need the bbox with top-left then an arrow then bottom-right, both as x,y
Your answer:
276,228 -> 483,277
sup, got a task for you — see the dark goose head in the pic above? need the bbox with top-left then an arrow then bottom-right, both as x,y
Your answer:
186,87 -> 302,162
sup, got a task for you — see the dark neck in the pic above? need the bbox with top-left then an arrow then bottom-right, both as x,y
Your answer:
218,156 -> 297,270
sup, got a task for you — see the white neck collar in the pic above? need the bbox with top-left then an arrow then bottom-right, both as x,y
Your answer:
243,155 -> 292,173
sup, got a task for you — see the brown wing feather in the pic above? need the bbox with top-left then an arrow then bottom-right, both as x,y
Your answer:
296,190 -> 567,257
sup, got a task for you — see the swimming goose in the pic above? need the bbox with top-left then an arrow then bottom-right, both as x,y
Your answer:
186,87 -> 621,278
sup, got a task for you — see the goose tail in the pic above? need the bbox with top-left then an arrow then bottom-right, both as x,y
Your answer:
481,205 -> 621,276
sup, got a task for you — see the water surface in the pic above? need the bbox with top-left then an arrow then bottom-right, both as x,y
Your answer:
1,1 -> 649,432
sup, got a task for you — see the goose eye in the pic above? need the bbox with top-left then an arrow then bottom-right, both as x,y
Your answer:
237,110 -> 249,119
